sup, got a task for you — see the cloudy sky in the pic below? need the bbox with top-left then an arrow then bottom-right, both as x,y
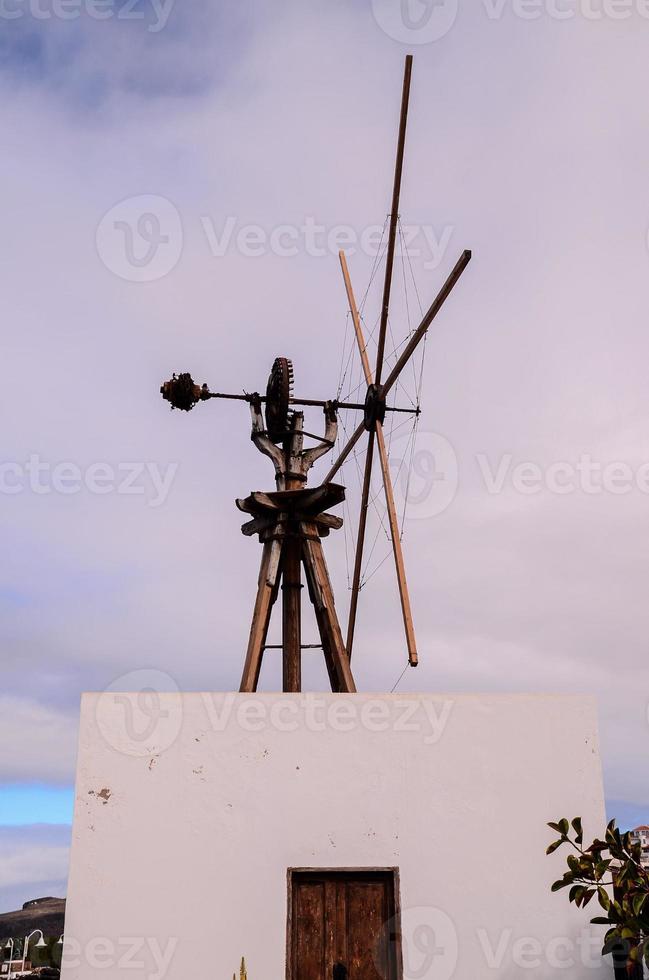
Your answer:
1,0 -> 649,913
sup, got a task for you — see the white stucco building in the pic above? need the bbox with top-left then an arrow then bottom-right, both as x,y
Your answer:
62,691 -> 609,979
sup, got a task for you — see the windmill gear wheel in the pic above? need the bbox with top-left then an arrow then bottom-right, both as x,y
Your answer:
363,383 -> 387,432
265,357 -> 294,442
160,373 -> 208,412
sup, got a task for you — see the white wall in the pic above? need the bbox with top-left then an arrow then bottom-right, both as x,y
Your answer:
63,693 -> 608,979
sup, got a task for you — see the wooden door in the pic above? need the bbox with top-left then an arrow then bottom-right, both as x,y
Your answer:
288,870 -> 401,980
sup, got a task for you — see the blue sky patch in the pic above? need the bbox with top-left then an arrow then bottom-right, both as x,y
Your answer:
0,784 -> 74,827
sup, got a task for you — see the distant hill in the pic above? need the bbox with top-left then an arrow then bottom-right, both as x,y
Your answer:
0,897 -> 65,938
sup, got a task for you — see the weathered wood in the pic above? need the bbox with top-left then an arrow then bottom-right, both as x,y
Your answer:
288,870 -> 401,980
340,249 -> 377,661
375,53 -> 413,387
346,429 -> 376,661
241,508 -> 351,691
301,538 -> 341,694
346,880 -> 387,979
292,880 -> 326,978
282,535 -> 302,693
339,251 -> 418,666
239,539 -> 281,692
302,528 -> 356,694
240,515 -> 277,538
238,483 -> 346,520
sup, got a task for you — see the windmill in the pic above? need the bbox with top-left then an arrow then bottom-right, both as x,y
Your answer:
160,55 -> 471,694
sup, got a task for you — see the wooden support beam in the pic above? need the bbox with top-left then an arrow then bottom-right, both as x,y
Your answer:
239,539 -> 281,692
282,535 -> 302,693
302,528 -> 357,693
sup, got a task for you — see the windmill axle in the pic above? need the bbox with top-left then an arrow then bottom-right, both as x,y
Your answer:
161,372 -> 417,418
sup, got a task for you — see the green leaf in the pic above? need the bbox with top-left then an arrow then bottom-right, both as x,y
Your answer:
590,917 -> 610,925
559,818 -> 570,836
572,817 -> 583,844
609,901 -> 623,924
633,894 -> 647,917
551,878 -> 571,892
598,887 -> 611,911
546,839 -> 563,855
582,889 -> 596,908
548,822 -> 563,833
602,939 -> 619,957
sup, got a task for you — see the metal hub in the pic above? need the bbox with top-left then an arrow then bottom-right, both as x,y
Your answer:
363,383 -> 386,432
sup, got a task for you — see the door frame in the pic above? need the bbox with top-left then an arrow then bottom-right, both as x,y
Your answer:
286,867 -> 403,980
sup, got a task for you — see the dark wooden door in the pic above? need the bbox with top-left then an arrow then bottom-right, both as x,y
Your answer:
288,870 -> 401,980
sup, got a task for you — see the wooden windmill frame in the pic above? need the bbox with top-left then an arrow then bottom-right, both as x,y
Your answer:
161,56 -> 471,694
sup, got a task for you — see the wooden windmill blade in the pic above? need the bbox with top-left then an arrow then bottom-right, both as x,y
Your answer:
344,54 -> 413,662
339,250 -> 418,667
375,53 -> 413,387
